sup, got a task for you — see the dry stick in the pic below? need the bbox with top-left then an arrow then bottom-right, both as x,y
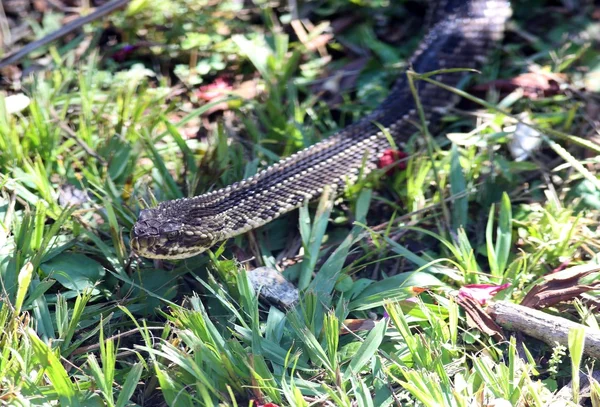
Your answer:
488,301 -> 600,359
0,0 -> 130,69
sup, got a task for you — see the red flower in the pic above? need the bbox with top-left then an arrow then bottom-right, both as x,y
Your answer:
458,283 -> 510,306
378,149 -> 408,174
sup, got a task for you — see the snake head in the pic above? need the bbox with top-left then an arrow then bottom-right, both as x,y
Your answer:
130,208 -> 219,259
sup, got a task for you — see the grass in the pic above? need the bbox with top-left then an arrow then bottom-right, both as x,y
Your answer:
1,0 -> 600,405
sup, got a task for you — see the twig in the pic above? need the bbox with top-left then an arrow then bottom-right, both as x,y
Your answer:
0,0 -> 130,69
488,301 -> 600,359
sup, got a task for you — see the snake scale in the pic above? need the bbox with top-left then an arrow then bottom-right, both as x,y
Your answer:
131,0 -> 512,259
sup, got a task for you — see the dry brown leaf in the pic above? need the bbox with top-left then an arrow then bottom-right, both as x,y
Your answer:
521,265 -> 600,309
472,72 -> 566,99
456,295 -> 505,341
341,318 -> 376,335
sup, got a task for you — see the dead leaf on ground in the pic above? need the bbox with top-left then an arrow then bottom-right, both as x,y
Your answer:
196,77 -> 232,101
194,77 -> 262,115
520,264 -> 600,309
341,318 -> 376,335
472,72 -> 566,99
456,295 -> 505,341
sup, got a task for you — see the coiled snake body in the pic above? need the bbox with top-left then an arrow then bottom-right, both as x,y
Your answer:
131,0 -> 512,259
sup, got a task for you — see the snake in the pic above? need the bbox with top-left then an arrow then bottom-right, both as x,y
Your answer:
131,0 -> 512,259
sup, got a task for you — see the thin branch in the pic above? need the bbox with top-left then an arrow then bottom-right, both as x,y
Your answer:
0,0 -> 130,69
488,301 -> 600,359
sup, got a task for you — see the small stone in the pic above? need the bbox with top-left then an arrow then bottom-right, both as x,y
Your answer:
3,93 -> 30,114
247,267 -> 299,309
510,120 -> 543,162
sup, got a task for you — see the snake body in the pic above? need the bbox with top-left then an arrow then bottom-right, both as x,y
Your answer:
131,0 -> 511,259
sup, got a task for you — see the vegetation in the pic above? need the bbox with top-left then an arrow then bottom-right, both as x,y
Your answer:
0,0 -> 599,405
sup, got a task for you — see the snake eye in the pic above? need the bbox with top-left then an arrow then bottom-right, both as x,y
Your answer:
167,231 -> 179,240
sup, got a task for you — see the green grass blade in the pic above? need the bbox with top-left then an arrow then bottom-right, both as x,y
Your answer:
450,144 -> 468,231
28,328 -> 79,406
495,192 -> 512,279
354,188 -> 372,225
486,203 -> 499,279
298,187 -> 333,290
343,319 -> 386,380
309,228 -> 355,298
88,354 -> 113,407
15,262 -> 33,315
141,132 -> 183,200
351,374 -> 375,407
569,326 -> 585,404
349,271 -> 442,311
